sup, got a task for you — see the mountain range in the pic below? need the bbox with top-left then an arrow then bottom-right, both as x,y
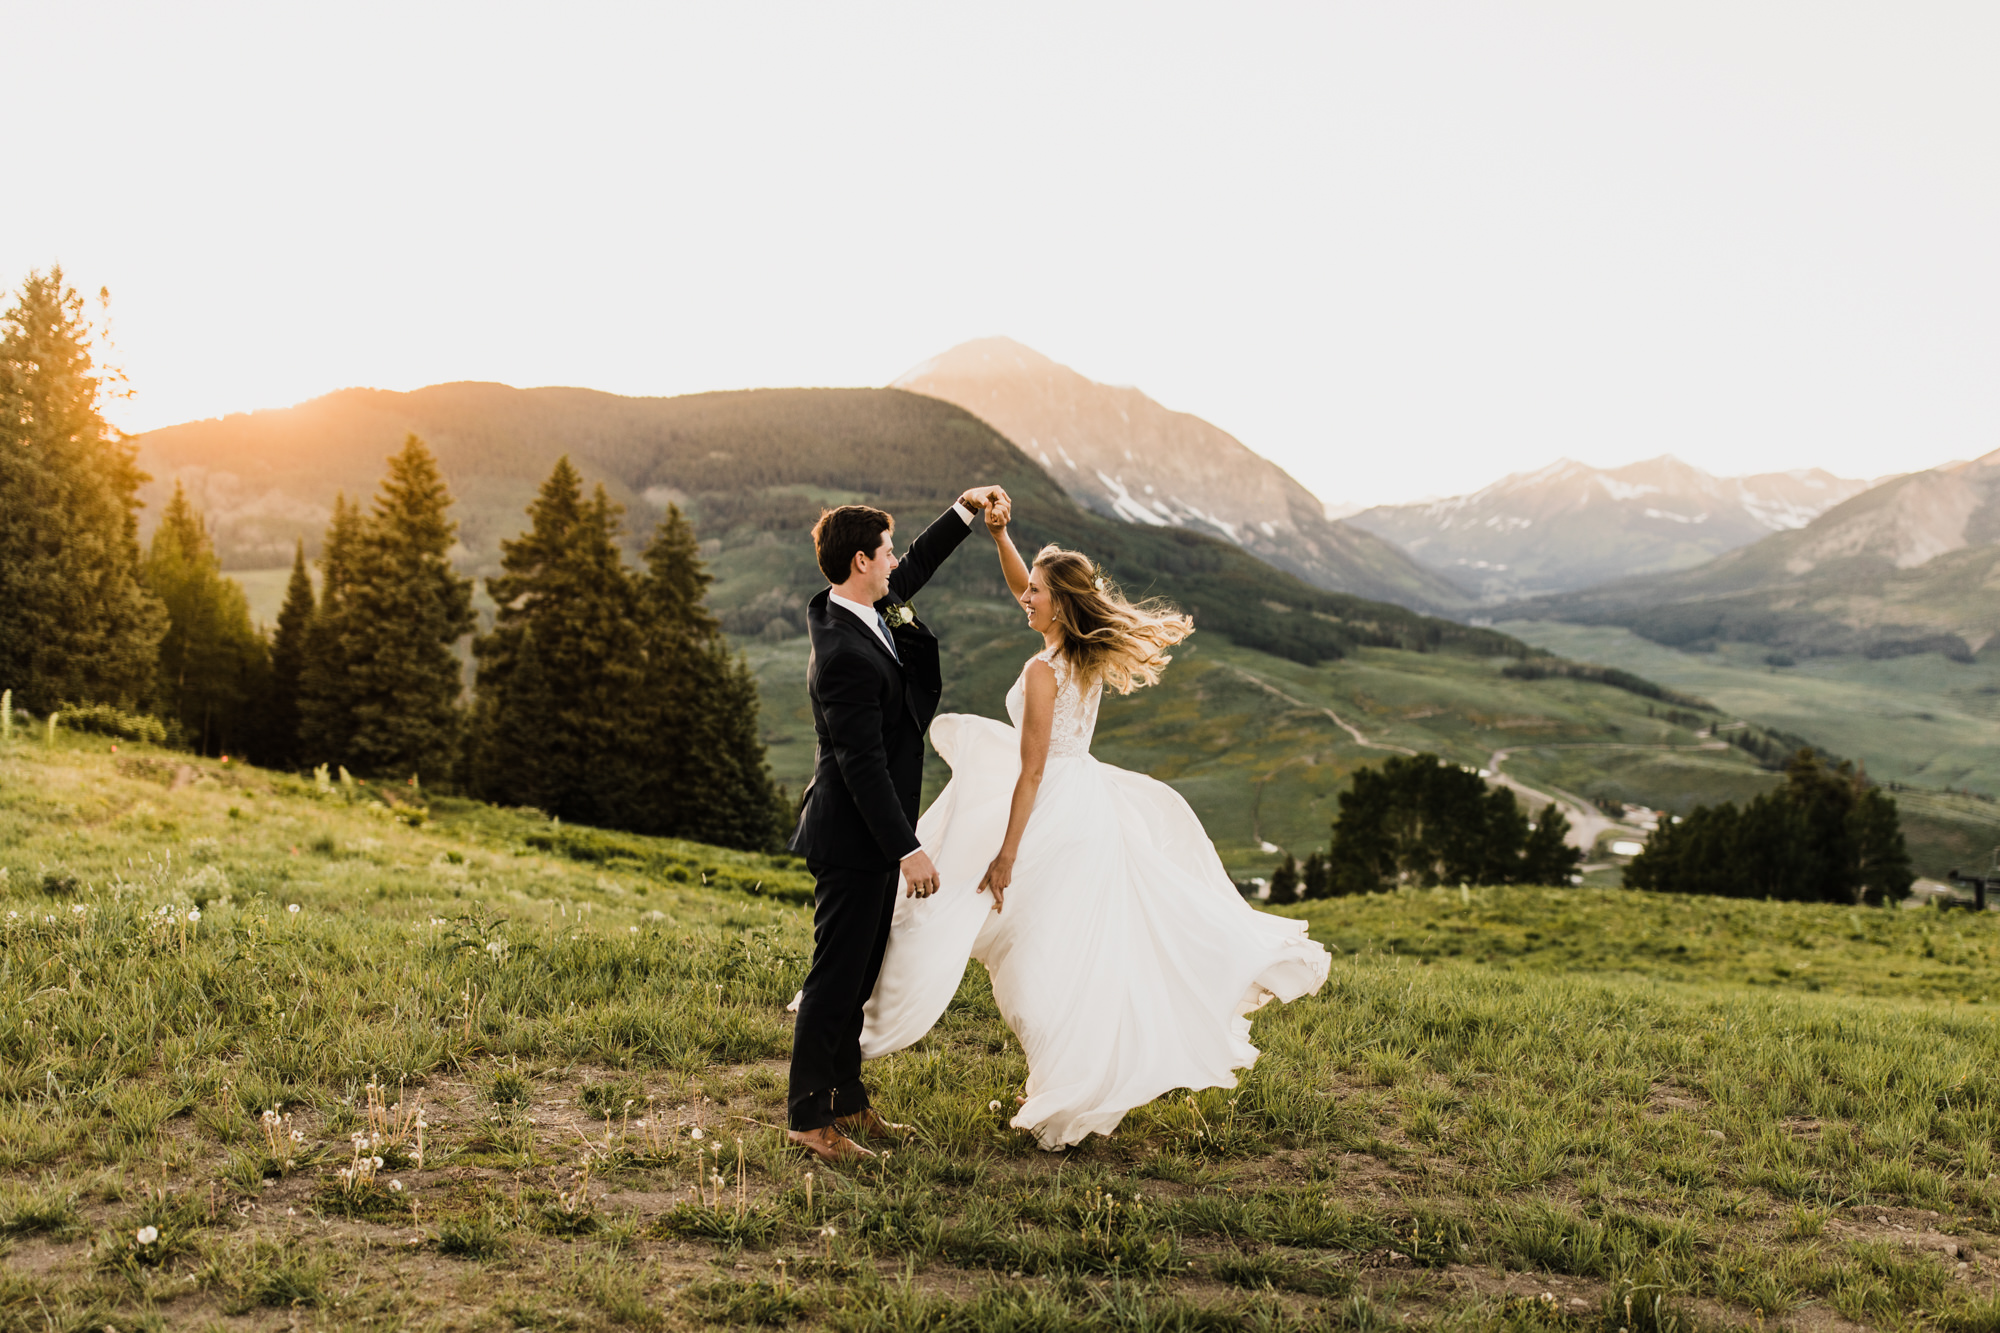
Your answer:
1511,449 -> 2000,659
133,381 -> 1513,667
892,338 -> 1471,613
1346,456 -> 1870,602
130,380 -> 1607,874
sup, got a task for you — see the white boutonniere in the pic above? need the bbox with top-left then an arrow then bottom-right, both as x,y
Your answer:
883,601 -> 916,629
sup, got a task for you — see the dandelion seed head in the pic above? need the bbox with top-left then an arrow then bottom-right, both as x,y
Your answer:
988,1100 -> 1001,1112
135,1225 -> 158,1245
187,908 -> 200,921
690,1127 -> 703,1140
389,1180 -> 403,1192
287,903 -> 300,914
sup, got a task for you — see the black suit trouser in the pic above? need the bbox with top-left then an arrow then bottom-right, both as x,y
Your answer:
788,860 -> 898,1130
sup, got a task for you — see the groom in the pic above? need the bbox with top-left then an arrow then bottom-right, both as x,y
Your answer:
786,486 -> 1008,1163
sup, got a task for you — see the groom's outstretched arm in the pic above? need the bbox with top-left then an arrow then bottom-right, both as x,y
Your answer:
887,486 -> 1008,604
818,657 -> 920,862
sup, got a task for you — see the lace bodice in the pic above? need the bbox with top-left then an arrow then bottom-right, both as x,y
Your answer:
1005,647 -> 1103,759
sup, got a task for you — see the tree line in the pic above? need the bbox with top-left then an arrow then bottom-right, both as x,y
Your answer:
1260,752 -> 1583,901
1258,747 -> 1911,905
0,269 -> 785,851
1626,751 -> 1911,904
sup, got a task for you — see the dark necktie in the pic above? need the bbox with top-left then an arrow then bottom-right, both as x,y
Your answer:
873,610 -> 901,662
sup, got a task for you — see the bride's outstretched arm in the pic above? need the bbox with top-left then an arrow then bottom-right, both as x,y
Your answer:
986,499 -> 1030,599
978,657 -> 1055,912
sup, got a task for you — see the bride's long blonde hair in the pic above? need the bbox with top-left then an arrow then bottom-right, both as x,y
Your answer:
1034,546 -> 1193,695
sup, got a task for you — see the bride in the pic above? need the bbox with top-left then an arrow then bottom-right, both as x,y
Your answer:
856,515 -> 1332,1149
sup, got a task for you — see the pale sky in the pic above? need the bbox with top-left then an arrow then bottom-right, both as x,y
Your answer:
8,2 -> 1998,508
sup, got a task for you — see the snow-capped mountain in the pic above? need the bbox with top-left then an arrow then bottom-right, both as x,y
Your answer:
1344,456 -> 1870,601
1517,449 -> 2000,658
892,338 -> 1471,613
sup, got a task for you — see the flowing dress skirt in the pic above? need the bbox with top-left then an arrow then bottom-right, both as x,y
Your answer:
858,713 -> 1331,1148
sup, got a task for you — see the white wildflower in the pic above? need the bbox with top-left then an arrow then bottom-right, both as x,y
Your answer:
690,1127 -> 704,1141
135,1225 -> 158,1245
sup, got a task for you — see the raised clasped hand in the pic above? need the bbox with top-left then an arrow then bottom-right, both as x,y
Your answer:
976,854 -> 1012,913
959,484 -> 1010,515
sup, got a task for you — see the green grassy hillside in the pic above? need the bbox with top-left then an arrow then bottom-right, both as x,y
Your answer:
732,606 -> 1786,880
11,734 -> 2000,1329
1501,623 -> 2000,875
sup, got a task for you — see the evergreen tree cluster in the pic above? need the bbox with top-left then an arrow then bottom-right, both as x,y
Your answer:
0,269 -> 785,852
1625,751 -> 1913,904
293,439 -> 475,782
1316,753 -> 1583,894
467,460 -> 787,848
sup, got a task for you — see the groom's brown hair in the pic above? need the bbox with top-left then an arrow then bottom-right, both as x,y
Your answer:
812,504 -> 894,585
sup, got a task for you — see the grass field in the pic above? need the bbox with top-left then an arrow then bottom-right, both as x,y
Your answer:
13,734 -> 2000,1329
1497,624 -> 2000,799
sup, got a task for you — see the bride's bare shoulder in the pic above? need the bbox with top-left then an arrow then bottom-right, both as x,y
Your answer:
1022,655 -> 1059,686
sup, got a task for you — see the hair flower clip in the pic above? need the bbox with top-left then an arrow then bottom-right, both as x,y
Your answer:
1093,576 -> 1108,592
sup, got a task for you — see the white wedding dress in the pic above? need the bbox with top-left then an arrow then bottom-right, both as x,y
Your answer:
857,646 -> 1332,1149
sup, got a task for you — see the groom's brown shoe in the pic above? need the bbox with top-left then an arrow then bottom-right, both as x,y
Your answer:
788,1125 -> 875,1164
836,1108 -> 913,1142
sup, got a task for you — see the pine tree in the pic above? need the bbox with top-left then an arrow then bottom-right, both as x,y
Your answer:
298,494 -> 363,766
340,435 -> 476,783
470,459 -> 648,823
642,504 -> 719,634
467,624 -> 559,812
143,482 -> 268,756
263,540 -> 315,769
1517,805 -> 1582,886
633,504 -> 787,850
1267,854 -> 1300,905
0,270 -> 165,712
1300,851 -> 1330,900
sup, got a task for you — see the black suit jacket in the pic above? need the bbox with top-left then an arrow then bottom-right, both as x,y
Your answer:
787,507 -> 974,871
